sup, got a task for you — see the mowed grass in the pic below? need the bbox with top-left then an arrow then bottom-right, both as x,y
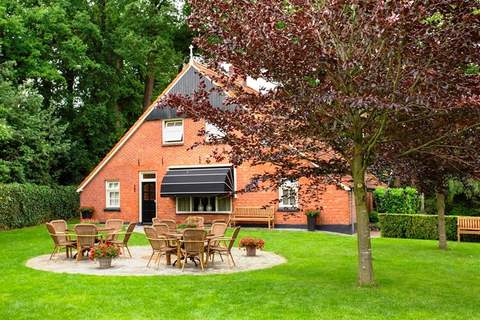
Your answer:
0,225 -> 479,320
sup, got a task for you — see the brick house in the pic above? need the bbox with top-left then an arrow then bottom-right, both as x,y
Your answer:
77,59 -> 368,233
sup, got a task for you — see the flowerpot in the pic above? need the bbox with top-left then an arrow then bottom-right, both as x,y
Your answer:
246,246 -> 257,257
307,215 -> 317,231
81,211 -> 93,219
97,257 -> 113,269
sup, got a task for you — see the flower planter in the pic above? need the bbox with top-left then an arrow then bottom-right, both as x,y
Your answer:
97,257 -> 113,269
246,246 -> 257,257
307,215 -> 317,231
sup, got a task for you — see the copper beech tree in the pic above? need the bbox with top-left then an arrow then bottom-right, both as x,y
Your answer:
160,1 -> 480,285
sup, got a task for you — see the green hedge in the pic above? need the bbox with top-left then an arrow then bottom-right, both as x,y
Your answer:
374,187 -> 420,214
379,213 -> 457,241
0,183 -> 79,230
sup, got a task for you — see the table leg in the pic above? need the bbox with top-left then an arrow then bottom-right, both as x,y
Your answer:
166,253 -> 171,266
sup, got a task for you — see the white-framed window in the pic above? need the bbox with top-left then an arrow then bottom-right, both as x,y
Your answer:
176,195 -> 232,213
106,181 -> 120,208
279,180 -> 298,208
205,122 -> 225,142
163,119 -> 184,144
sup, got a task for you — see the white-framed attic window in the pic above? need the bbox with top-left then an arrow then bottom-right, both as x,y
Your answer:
205,122 -> 225,142
163,119 -> 184,144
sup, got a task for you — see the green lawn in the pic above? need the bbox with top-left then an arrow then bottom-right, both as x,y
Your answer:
0,225 -> 479,320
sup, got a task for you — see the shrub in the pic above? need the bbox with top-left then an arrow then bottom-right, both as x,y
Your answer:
369,211 -> 379,223
79,207 -> 95,219
379,213 -> 457,241
304,210 -> 320,217
0,183 -> 79,230
374,187 -> 420,214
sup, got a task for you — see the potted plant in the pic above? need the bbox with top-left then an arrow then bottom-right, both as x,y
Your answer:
239,237 -> 265,256
89,242 -> 120,269
177,223 -> 197,230
305,210 -> 319,231
79,207 -> 94,220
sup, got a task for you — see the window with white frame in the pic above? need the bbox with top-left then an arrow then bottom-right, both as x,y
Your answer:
163,119 -> 184,144
205,122 -> 225,142
176,195 -> 232,213
106,181 -> 120,208
279,180 -> 298,208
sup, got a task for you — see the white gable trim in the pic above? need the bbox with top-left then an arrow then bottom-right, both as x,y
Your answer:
76,63 -> 195,192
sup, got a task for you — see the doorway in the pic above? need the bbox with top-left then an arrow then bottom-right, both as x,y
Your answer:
140,172 -> 156,223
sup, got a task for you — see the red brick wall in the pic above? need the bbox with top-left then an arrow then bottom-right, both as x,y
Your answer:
79,118 -> 353,227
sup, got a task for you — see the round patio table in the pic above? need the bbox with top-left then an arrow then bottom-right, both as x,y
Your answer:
165,231 -> 217,269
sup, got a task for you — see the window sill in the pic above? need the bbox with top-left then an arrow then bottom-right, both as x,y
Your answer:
162,142 -> 184,146
278,207 -> 300,212
176,212 -> 231,215
104,207 -> 121,212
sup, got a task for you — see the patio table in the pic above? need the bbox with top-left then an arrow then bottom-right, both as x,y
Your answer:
165,231 -> 217,268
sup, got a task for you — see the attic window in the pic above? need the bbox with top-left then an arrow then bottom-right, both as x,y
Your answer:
163,119 -> 184,144
205,122 -> 225,142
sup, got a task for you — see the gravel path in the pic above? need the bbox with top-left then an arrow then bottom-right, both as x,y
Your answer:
26,246 -> 286,276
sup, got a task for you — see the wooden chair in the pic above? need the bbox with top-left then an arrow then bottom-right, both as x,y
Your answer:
49,219 -> 74,250
153,223 -> 170,236
105,219 -> 124,241
74,224 -> 97,261
45,223 -> 76,260
180,229 -> 207,271
185,216 -> 204,228
158,219 -> 176,232
144,226 -> 177,268
109,222 -> 136,258
207,227 -> 241,267
457,216 -> 480,241
210,222 -> 228,237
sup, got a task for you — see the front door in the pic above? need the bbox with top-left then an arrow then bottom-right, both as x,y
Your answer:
141,181 -> 156,223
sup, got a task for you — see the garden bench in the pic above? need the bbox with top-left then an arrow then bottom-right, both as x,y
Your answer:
457,216 -> 480,242
230,207 -> 275,229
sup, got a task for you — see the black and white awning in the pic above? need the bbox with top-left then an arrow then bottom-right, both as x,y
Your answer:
160,166 -> 234,197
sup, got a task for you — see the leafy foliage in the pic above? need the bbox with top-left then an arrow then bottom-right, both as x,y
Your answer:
0,63 -> 70,184
373,187 -> 420,214
0,0 -> 191,184
379,213 -> 457,241
167,0 -> 479,285
0,183 -> 79,230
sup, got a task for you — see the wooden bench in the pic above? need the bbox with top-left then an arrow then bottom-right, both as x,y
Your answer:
457,216 -> 480,242
230,207 -> 275,229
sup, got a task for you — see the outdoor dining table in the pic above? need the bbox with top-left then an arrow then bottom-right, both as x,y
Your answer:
164,231 -> 218,269
65,227 -> 116,241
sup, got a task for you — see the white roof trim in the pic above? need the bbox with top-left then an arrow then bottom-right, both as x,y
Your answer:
76,63 -> 194,192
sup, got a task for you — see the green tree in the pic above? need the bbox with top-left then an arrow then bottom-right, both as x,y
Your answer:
0,62 -> 71,184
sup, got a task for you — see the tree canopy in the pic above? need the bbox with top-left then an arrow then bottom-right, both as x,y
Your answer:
163,0 -> 480,285
0,0 -> 191,184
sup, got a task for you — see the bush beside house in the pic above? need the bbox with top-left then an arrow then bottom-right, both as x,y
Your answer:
0,184 -> 79,230
379,213 -> 458,241
373,187 -> 421,214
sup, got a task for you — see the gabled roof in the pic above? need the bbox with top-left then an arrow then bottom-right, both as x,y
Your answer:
76,60 -> 243,192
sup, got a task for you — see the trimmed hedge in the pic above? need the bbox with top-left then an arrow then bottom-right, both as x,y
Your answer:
379,213 -> 457,241
0,183 -> 79,230
374,187 -> 420,214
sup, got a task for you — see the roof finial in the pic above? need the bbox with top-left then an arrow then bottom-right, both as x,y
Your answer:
189,44 -> 194,63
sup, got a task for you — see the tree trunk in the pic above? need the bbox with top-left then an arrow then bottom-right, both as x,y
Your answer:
436,192 -> 448,250
143,74 -> 155,110
352,148 -> 375,286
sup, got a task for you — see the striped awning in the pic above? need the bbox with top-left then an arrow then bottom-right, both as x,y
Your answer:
160,166 -> 234,197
